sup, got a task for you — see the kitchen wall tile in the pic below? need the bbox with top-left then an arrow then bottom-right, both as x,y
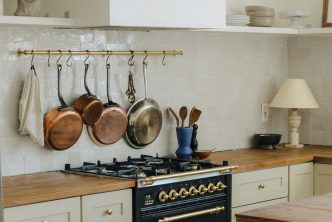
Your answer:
0,27 -> 288,176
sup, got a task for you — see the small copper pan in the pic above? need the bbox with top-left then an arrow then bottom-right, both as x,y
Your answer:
88,61 -> 128,145
74,64 -> 103,125
44,64 -> 83,150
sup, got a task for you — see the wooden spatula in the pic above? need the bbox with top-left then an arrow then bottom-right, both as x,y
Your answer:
189,106 -> 202,127
168,107 -> 180,127
179,106 -> 188,128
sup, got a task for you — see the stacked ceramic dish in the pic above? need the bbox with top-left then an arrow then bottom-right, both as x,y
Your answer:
245,6 -> 275,27
226,15 -> 250,26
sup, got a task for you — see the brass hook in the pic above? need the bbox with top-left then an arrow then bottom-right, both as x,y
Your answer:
56,50 -> 63,66
106,50 -> 112,66
84,50 -> 91,65
47,50 -> 51,67
66,50 -> 73,67
31,50 -> 35,67
143,50 -> 148,65
128,50 -> 135,66
162,51 -> 166,66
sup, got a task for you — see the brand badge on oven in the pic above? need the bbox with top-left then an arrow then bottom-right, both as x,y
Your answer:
144,193 -> 154,205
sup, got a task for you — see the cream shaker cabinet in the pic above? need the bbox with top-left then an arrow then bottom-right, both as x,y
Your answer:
289,162 -> 314,201
4,197 -> 80,222
314,163 -> 332,195
82,189 -> 132,222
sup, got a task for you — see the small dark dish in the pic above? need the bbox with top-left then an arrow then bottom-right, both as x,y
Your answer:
253,134 -> 282,149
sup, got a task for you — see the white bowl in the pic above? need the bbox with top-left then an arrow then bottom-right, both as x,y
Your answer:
245,5 -> 275,13
247,10 -> 275,17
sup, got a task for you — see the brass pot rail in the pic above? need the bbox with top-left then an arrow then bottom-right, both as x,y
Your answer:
143,165 -> 238,185
157,206 -> 225,222
17,49 -> 183,56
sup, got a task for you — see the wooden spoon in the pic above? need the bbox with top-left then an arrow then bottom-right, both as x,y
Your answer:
179,106 -> 188,128
168,107 -> 179,127
189,106 -> 202,127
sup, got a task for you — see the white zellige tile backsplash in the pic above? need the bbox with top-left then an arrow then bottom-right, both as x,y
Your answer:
0,28 -> 288,176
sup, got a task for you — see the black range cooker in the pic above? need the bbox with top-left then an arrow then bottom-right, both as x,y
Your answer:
64,155 -> 237,222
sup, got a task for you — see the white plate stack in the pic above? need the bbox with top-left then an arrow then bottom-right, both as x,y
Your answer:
245,6 -> 275,27
226,15 -> 250,26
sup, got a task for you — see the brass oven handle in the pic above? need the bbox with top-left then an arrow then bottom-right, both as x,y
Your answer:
143,165 -> 238,185
157,206 -> 225,222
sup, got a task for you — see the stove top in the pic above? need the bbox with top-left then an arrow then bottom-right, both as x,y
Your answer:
64,155 -> 229,180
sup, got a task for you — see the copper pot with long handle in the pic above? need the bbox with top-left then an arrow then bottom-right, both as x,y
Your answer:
88,62 -> 128,145
125,59 -> 162,149
44,64 -> 83,150
74,64 -> 103,125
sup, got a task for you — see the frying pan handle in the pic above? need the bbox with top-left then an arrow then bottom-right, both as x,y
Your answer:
84,64 -> 92,96
105,64 -> 119,107
57,64 -> 69,110
143,61 -> 148,99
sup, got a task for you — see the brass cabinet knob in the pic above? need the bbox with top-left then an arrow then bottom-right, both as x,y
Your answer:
198,185 -> 208,195
106,209 -> 113,215
207,183 -> 217,193
258,184 -> 265,190
159,191 -> 169,202
189,186 -> 199,196
216,181 -> 227,191
179,188 -> 189,199
169,189 -> 179,200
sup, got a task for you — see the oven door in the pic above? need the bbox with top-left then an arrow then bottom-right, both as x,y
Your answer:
140,198 -> 228,222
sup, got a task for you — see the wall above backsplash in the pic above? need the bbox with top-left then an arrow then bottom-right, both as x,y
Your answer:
0,28 -> 288,176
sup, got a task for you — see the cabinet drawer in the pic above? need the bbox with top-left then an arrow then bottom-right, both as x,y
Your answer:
82,189 -> 132,222
4,197 -> 80,222
232,166 -> 288,207
232,198 -> 288,222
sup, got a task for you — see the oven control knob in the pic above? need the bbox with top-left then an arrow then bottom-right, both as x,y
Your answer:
207,183 -> 217,193
158,191 -> 169,202
216,181 -> 227,191
189,186 -> 199,196
198,185 -> 208,195
179,188 -> 189,199
169,189 -> 179,200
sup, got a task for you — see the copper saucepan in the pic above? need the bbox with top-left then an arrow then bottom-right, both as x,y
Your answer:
88,57 -> 128,145
44,64 -> 83,150
74,63 -> 103,125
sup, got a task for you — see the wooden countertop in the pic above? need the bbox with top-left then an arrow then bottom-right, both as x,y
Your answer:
2,171 -> 135,208
209,145 -> 332,173
3,145 -> 332,208
236,193 -> 332,222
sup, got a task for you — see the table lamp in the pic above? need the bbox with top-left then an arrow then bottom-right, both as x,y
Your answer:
270,79 -> 319,148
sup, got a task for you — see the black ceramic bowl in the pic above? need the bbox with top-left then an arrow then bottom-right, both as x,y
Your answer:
253,134 -> 282,149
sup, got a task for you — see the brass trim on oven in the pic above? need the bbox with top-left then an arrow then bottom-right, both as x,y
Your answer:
157,206 -> 225,222
143,165 -> 238,185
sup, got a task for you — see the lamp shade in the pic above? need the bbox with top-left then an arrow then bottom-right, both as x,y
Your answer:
270,79 -> 319,109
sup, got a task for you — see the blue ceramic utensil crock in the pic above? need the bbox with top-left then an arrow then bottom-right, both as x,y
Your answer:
175,127 -> 193,161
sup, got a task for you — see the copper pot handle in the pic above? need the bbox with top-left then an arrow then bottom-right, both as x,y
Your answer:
84,63 -> 92,96
57,64 -> 69,110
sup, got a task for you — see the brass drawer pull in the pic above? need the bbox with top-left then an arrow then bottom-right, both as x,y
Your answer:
158,206 -> 225,222
258,183 -> 265,190
106,209 -> 113,215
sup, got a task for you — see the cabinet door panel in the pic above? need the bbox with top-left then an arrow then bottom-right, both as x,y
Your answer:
4,197 -> 80,222
232,166 -> 288,207
82,189 -> 132,222
289,162 -> 313,201
314,164 -> 332,195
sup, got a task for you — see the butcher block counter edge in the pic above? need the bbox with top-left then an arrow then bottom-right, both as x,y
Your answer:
209,145 -> 332,173
2,171 -> 136,208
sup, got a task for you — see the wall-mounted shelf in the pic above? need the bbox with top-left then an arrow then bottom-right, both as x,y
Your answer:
0,16 -> 75,27
196,26 -> 332,36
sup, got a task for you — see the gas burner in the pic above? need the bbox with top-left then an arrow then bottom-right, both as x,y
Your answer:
184,164 -> 200,171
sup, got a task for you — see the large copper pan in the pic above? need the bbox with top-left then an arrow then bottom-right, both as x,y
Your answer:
88,62 -> 128,145
125,60 -> 162,149
44,64 -> 83,150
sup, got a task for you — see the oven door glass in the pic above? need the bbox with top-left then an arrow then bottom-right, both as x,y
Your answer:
140,199 -> 228,222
